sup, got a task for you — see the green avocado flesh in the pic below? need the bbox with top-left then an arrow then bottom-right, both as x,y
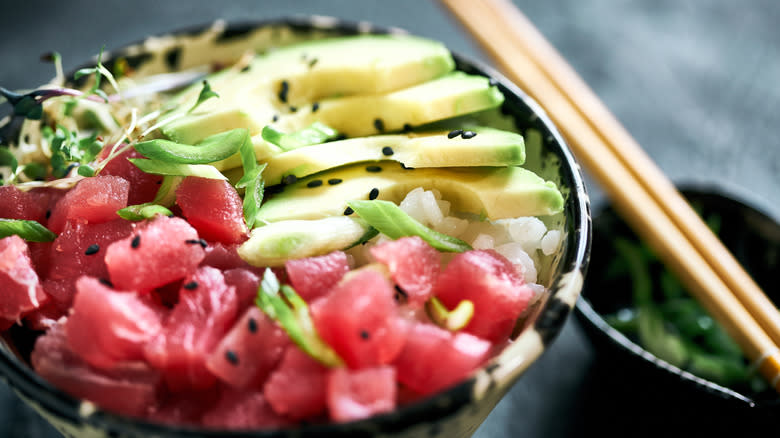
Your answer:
257,162 -> 563,223
262,126 -> 525,185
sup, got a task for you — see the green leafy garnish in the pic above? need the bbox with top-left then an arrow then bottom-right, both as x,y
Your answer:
43,125 -> 103,178
188,80 -> 219,113
117,203 -> 174,221
129,158 -> 226,180
235,164 -> 266,229
134,128 -> 248,164
261,122 -> 339,150
347,200 -> 472,253
256,268 -> 343,367
73,46 -> 115,102
0,147 -> 18,173
0,219 -> 57,242
426,297 -> 475,331
21,162 -> 48,181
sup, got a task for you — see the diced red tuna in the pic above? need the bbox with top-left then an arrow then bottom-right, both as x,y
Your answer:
285,251 -> 350,302
66,276 -> 164,370
31,323 -> 161,417
147,386 -> 220,426
98,145 -> 164,205
370,236 -> 440,308
0,235 -> 47,321
23,301 -> 66,331
201,386 -> 292,430
264,346 -> 329,420
47,175 -> 130,234
0,185 -> 47,223
201,242 -> 252,270
310,267 -> 407,369
222,268 -> 261,310
144,266 -> 238,391
104,216 -> 205,291
393,322 -> 491,396
206,307 -> 289,389
327,366 -> 396,422
433,249 -> 532,342
175,176 -> 247,244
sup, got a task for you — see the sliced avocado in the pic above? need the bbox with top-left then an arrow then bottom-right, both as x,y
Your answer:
160,34 -> 454,143
257,162 -> 563,222
237,216 -> 370,267
262,126 -> 525,185
278,72 -> 504,137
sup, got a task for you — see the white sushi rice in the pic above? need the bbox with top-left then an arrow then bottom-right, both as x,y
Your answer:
348,187 -> 563,302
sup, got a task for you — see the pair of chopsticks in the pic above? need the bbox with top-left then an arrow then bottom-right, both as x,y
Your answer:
441,0 -> 780,392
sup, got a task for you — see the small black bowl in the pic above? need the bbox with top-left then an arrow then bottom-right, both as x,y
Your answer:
576,185 -> 780,431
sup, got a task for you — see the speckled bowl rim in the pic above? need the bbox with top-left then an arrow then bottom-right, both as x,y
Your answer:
575,184 -> 780,410
0,16 -> 591,437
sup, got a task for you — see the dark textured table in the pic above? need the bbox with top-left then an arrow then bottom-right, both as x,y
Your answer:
1,1 -> 778,436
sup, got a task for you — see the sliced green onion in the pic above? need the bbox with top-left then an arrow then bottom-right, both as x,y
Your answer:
261,122 -> 339,151
256,268 -> 344,367
347,200 -> 471,253
152,175 -> 183,207
426,297 -> 474,331
0,219 -> 57,242
117,203 -> 174,221
235,163 -> 266,229
134,128 -> 248,164
129,158 -> 226,180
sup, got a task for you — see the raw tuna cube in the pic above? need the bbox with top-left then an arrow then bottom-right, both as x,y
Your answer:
175,177 -> 247,244
47,175 -> 130,234
0,185 -> 47,223
144,266 -> 238,391
147,386 -> 220,426
311,267 -> 407,368
370,236 -> 440,308
285,251 -> 350,302
264,346 -> 329,420
206,307 -> 289,389
31,323 -> 161,417
0,235 -> 47,321
327,366 -> 396,422
98,145 -> 164,205
201,386 -> 291,430
66,276 -> 164,369
223,268 -> 261,311
433,249 -> 532,342
393,322 -> 490,396
201,242 -> 252,270
23,301 -> 66,331
105,216 -> 205,291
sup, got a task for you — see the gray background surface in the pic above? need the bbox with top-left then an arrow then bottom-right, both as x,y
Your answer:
0,0 -> 778,436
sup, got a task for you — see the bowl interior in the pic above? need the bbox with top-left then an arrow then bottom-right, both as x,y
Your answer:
577,186 -> 780,414
0,17 -> 590,437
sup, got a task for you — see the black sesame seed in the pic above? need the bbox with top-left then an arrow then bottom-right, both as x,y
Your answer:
183,281 -> 198,290
272,114 -> 279,122
45,210 -> 51,219
289,106 -> 298,113
266,185 -> 284,195
131,235 -> 141,249
373,118 -> 384,132
240,65 -> 251,73
248,317 -> 258,333
368,188 -> 379,200
98,278 -> 114,288
365,165 -> 382,173
278,80 -> 289,103
488,77 -> 498,87
447,129 -> 463,139
394,285 -> 408,303
381,146 -> 394,156
343,206 -> 354,216
283,174 -> 298,185
360,330 -> 370,340
306,179 -> 323,188
328,178 -> 343,185
312,102 -> 320,113
225,350 -> 239,365
308,58 -> 318,68
84,244 -> 100,255
461,130 -> 477,139
185,238 -> 208,248
402,123 -> 413,133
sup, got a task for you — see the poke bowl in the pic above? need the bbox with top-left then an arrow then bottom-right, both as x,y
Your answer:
0,17 -> 590,438
575,185 -> 780,431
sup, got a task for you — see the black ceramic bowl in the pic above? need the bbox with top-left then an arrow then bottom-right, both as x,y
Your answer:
0,17 -> 590,438
576,186 -> 780,431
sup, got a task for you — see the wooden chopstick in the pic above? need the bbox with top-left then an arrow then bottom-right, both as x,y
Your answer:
440,0 -> 780,391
